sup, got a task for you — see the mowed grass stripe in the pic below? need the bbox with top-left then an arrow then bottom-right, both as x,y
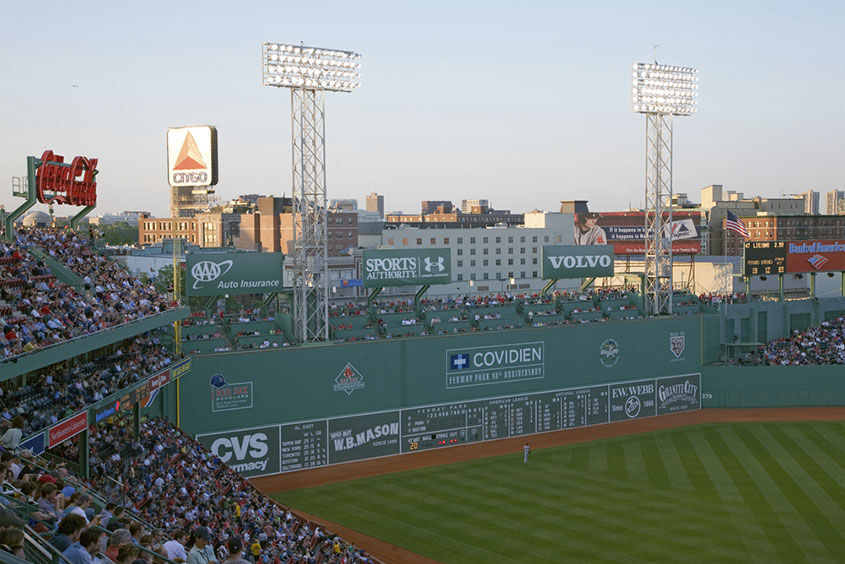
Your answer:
749,425 -> 845,551
622,438 -> 649,482
672,428 -> 717,494
811,422 -> 845,468
463,469 -> 741,562
717,426 -> 833,562
686,427 -> 777,559
652,432 -> 694,491
588,440 -> 608,474
782,425 -> 845,503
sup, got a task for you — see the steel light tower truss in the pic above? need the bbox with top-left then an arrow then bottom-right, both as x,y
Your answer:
262,42 -> 361,342
632,62 -> 698,316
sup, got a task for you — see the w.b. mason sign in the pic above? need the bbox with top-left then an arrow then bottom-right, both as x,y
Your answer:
362,248 -> 451,288
541,245 -> 615,279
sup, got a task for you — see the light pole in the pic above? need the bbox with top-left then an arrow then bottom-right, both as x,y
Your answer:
262,42 -> 361,342
632,61 -> 698,316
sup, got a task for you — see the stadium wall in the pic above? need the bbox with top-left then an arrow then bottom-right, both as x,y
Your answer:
177,315 -> 704,437
701,365 -> 845,408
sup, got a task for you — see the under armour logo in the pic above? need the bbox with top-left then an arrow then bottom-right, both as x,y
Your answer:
424,256 -> 445,272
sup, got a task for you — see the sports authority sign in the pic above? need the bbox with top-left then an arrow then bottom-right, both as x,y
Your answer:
185,252 -> 283,296
446,341 -> 544,389
166,126 -> 218,187
541,245 -> 615,279
196,425 -> 281,478
362,248 -> 451,288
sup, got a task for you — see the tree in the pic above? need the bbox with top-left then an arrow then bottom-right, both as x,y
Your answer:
99,222 -> 139,245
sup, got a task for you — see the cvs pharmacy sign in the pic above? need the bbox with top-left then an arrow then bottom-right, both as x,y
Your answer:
196,425 -> 280,477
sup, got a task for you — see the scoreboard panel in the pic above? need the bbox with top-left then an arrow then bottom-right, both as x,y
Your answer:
269,374 -> 699,473
743,241 -> 786,276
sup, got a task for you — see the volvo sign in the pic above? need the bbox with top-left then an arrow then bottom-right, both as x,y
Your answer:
541,245 -> 615,279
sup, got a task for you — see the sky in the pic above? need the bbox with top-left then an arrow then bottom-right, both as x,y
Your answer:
1,1 -> 843,218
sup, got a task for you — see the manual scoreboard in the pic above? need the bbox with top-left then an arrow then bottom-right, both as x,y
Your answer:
743,241 -> 786,276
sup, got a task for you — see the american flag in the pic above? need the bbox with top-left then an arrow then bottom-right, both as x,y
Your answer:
725,210 -> 750,239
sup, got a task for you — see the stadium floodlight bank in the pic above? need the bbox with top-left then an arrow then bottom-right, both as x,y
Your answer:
262,43 -> 361,93
631,63 -> 698,116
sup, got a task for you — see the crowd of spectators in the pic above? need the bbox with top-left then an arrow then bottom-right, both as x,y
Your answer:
736,316 -> 845,366
0,334 -> 171,436
1,228 -> 173,359
86,415 -> 373,563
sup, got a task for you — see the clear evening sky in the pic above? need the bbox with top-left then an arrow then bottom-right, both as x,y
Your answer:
1,1 -> 843,218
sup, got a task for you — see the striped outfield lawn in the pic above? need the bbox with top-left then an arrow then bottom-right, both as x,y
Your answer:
274,422 -> 845,563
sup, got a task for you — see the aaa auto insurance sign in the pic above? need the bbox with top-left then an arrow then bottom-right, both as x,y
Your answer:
186,252 -> 283,296
166,125 -> 218,187
362,248 -> 451,288
541,245 -> 615,279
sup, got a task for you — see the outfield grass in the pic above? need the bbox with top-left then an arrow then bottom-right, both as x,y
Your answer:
275,422 -> 845,563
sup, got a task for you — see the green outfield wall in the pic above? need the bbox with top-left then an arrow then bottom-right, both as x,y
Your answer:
701,365 -> 845,408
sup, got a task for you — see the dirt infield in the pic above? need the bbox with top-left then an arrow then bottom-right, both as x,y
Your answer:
250,407 -> 845,564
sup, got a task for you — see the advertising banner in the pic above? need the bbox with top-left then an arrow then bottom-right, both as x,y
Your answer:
576,212 -> 701,254
362,248 -> 451,288
166,126 -> 218,187
48,412 -> 88,448
328,411 -> 401,464
785,240 -> 845,273
445,341 -> 545,389
186,252 -> 283,296
541,245 -> 614,279
608,379 -> 657,422
196,425 -> 281,478
656,373 -> 701,415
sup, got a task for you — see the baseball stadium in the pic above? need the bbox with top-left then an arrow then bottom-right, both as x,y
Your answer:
2,37 -> 845,564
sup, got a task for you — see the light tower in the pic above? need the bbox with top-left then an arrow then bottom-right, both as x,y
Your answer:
262,43 -> 361,342
632,62 -> 699,315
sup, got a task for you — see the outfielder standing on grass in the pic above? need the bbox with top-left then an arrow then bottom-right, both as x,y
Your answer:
523,443 -> 531,464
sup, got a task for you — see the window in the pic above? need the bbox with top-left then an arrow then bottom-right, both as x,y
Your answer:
520,271 -> 526,278
457,260 -> 463,267
508,248 -> 513,254
495,236 -> 501,243
520,247 -> 525,254
508,259 -> 513,266
483,248 -> 489,255
544,236 -> 549,242
483,237 -> 488,243
417,238 -> 422,245
470,237 -> 476,244
402,238 -> 408,245
532,236 -> 538,243
457,237 -> 463,244
470,248 -> 476,255
532,271 -> 538,277
457,274 -> 463,281
387,238 -> 394,246
444,238 -> 449,244
495,259 -> 501,266
532,258 -> 538,264
532,247 -> 538,254
508,236 -> 513,243
556,235 -> 562,242
483,259 -> 489,266
520,236 -> 526,243
520,258 -> 526,265
470,260 -> 476,267
430,238 -> 436,245
483,272 -> 489,280
508,272 -> 514,278
496,272 -> 502,280
457,249 -> 463,255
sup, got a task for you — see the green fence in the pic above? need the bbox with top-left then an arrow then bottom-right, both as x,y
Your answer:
701,365 -> 845,408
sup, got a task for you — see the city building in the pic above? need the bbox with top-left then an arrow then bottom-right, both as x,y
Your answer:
139,211 -> 240,247
329,199 -> 358,211
825,189 -> 845,215
379,211 -> 574,296
798,190 -> 820,215
723,214 -> 845,255
421,200 -> 453,214
89,211 -> 150,227
366,192 -> 384,218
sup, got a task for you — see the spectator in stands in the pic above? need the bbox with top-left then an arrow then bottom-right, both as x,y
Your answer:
163,529 -> 188,563
105,529 -> 133,562
62,527 -> 105,564
0,416 -> 24,451
0,527 -> 25,560
116,544 -> 139,564
129,521 -> 145,544
187,527 -> 217,564
222,537 -> 250,564
51,513 -> 87,552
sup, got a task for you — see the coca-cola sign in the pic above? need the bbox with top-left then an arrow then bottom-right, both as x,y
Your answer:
35,150 -> 98,206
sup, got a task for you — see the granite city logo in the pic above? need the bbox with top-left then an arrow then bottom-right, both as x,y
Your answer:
625,395 -> 641,418
334,363 -> 365,395
670,332 -> 686,359
600,338 -> 620,367
446,342 -> 544,388
191,260 -> 233,290
658,379 -> 700,409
